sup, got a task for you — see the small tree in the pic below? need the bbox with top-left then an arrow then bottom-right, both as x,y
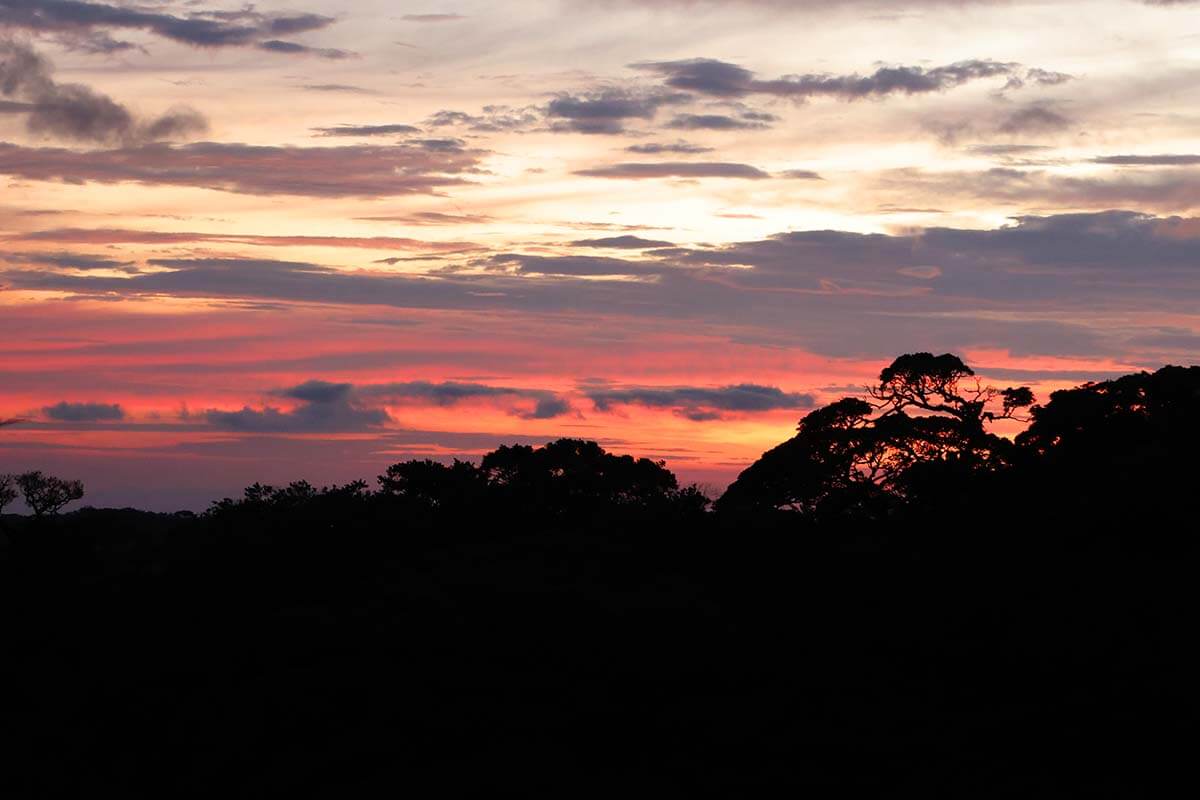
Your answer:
0,473 -> 16,515
16,471 -> 85,517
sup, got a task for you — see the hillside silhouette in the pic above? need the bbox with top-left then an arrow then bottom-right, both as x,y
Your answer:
1,353 -> 1196,795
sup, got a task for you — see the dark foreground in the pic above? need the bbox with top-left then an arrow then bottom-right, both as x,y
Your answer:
1,507 -> 1193,797
4,355 -> 1197,795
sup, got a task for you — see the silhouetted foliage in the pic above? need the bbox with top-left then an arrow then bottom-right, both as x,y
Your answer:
0,473 -> 16,515
479,438 -> 692,516
14,471 -> 84,516
198,438 -> 709,537
1014,364 -> 1200,532
717,353 -> 1033,518
377,458 -> 486,511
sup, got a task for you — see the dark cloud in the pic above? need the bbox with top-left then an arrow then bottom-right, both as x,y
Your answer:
426,111 -> 476,126
971,366 -> 1133,383
362,380 -> 519,404
574,161 -> 770,179
675,210 -> 1200,304
569,235 -> 675,248
51,28 -> 140,54
359,380 -> 571,419
300,83 -> 376,93
313,123 -> 422,137
778,169 -> 822,180
372,256 -> 450,264
878,166 -> 1200,212
43,400 -> 124,421
277,380 -> 354,404
137,106 -> 208,141
0,417 -> 25,427
257,12 -> 333,37
1022,68 -> 1074,86
0,38 -> 208,144
11,212 -> 1200,309
1125,329 -> 1200,352
633,58 -> 754,97
206,380 -> 390,433
927,104 -> 1073,144
0,140 -> 485,197
664,113 -> 772,130
1,256 -> 532,312
246,380 -> 574,422
522,396 -> 572,420
633,57 -> 1029,101
426,105 -> 540,132
5,212 -> 1197,360
257,40 -> 355,59
487,253 -> 663,276
625,141 -> 713,154
546,87 -> 689,134
0,1 -> 336,49
5,250 -> 130,269
406,137 -> 467,151
1093,154 -> 1200,166
588,383 -> 816,421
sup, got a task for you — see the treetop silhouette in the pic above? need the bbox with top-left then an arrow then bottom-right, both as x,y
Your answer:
13,471 -> 85,517
0,474 -> 17,516
6,354 -> 1195,532
717,353 -> 1034,516
206,437 -> 708,522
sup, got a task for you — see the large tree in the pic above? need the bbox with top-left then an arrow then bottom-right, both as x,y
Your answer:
717,353 -> 1033,517
1015,364 -> 1200,526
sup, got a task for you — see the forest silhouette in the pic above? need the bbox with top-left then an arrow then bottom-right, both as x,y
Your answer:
2,353 -> 1196,795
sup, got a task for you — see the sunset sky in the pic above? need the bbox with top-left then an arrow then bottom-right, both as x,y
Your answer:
3,0 -> 1199,510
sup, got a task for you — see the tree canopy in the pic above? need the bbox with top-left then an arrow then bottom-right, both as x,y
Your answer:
1014,364 -> 1200,525
14,471 -> 85,517
717,353 -> 1033,517
0,474 -> 17,516
203,438 -> 708,525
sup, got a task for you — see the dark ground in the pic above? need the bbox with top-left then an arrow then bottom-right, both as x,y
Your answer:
1,506 -> 1192,796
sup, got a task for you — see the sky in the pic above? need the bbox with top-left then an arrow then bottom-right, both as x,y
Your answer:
2,0 -> 1199,510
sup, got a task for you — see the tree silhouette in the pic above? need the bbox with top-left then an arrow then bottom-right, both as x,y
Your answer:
1015,364 -> 1200,527
717,353 -> 1033,516
15,471 -> 85,517
206,479 -> 370,518
377,459 -> 485,510
715,398 -> 882,516
479,438 -> 687,515
0,473 -> 16,515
